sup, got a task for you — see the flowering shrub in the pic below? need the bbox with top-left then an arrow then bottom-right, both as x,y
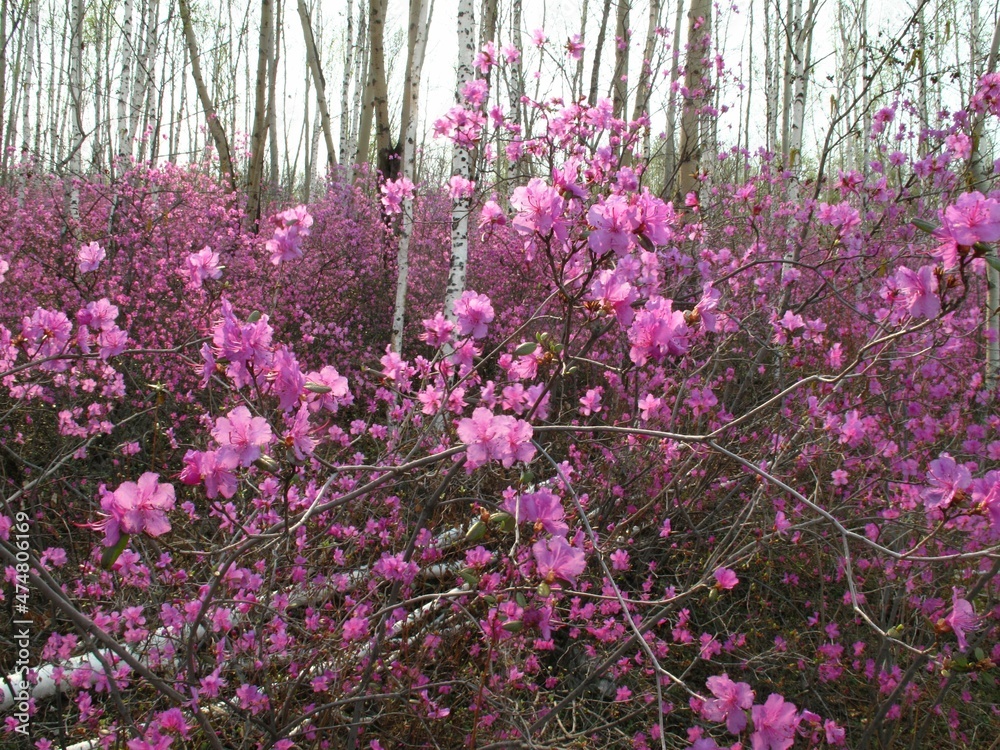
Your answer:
2,55 -> 1000,750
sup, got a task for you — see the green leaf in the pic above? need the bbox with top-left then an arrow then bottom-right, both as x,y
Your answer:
246,310 -> 263,323
514,342 -> 538,357
985,254 -> 1000,273
911,218 -> 939,234
101,533 -> 130,570
501,620 -> 523,633
459,569 -> 480,587
304,382 -> 332,394
465,519 -> 487,542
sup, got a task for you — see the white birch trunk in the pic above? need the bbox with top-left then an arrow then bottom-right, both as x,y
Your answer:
443,0 -> 476,322
391,0 -> 430,352
68,0 -> 85,218
297,0 -> 337,171
340,0 -> 355,167
117,0 -> 135,162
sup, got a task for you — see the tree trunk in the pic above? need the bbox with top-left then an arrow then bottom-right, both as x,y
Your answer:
676,0 -> 710,200
117,0 -> 135,163
661,0 -> 684,196
630,0 -> 661,163
444,0 -> 476,322
612,0 -> 630,120
588,0 -> 612,106
297,0 -> 337,173
391,0 -> 431,353
178,0 -> 236,188
68,0 -> 85,218
340,0 -> 355,167
787,0 -> 818,168
246,0 -> 273,228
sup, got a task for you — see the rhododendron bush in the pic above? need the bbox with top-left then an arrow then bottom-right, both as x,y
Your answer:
3,72 -> 1000,750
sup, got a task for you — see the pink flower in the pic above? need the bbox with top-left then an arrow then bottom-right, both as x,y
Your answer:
627,296 -> 690,365
77,242 -> 106,273
456,408 -> 534,470
510,178 -> 567,241
579,387 -> 603,416
944,588 -> 979,651
305,365 -> 351,413
212,405 -> 274,467
530,28 -> 548,47
588,196 -> 639,255
420,312 -> 457,348
473,42 -> 496,73
713,568 -> 739,591
179,449 -> 239,499
185,246 -> 223,286
453,290 -> 495,339
894,265 -> 940,319
448,175 -> 476,200
532,536 -> 586,585
942,191 -> 1000,246
923,453 -> 972,511
94,473 -> 175,547
750,694 -> 799,750
502,44 -> 521,64
503,487 -> 568,536
565,34 -> 584,60
461,79 -> 489,108
266,206 -> 313,265
380,176 -> 415,214
702,674 -> 754,734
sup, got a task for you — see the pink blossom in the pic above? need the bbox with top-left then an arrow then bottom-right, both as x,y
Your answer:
179,449 -> 239,499
579,387 -> 603,416
266,206 -> 313,265
702,674 -> 754,734
502,44 -> 521,64
448,175 -> 476,200
94,473 -> 175,547
750,694 -> 799,750
380,176 -> 415,214
588,196 -> 639,255
212,405 -> 274,467
77,242 -> 106,273
565,34 -> 584,60
456,407 -> 534,470
627,296 -> 690,365
530,28 -> 547,46
532,536 -> 586,585
420,312 -> 457,348
923,453 -> 972,511
503,487 -> 568,536
304,365 -> 352,413
453,290 -> 495,339
713,568 -> 739,591
478,200 -> 507,232
474,42 -> 496,73
510,178 -> 567,241
943,588 -> 979,651
942,191 -> 1000,246
587,269 -> 638,327
461,79 -> 489,108
894,265 -> 940,319
185,246 -> 223,286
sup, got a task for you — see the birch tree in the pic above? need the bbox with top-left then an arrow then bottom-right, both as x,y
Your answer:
68,0 -> 85,218
178,0 -> 236,188
444,0 -> 476,321
117,0 -> 135,162
297,0 -> 337,173
391,0 -> 431,352
676,0 -> 711,200
246,0 -> 274,227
